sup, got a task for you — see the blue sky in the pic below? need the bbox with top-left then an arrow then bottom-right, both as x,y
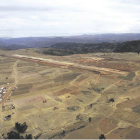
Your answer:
0,0 -> 140,37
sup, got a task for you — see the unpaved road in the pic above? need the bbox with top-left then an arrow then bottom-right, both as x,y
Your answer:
12,54 -> 128,75
12,60 -> 19,86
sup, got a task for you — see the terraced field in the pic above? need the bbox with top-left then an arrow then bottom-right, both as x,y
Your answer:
0,50 -> 140,139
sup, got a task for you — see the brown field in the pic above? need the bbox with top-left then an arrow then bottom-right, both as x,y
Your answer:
0,49 -> 140,139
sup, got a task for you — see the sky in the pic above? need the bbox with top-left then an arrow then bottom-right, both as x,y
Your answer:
0,0 -> 140,37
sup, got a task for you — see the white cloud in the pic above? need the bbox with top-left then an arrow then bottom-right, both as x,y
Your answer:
0,0 -> 140,37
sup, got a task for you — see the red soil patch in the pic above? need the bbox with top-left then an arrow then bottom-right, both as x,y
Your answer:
70,91 -> 81,95
76,59 -> 135,72
98,118 -> 117,134
53,88 -> 72,96
107,126 -> 140,139
25,96 -> 46,104
116,97 -> 140,109
53,86 -> 79,96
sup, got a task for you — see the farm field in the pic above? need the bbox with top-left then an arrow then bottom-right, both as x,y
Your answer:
0,49 -> 140,139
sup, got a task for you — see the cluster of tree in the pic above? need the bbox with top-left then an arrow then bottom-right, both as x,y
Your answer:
4,121 -> 107,139
114,40 -> 140,53
38,42 -> 117,56
4,122 -> 33,139
99,134 -> 106,140
6,131 -> 32,139
15,122 -> 28,133
38,40 -> 140,56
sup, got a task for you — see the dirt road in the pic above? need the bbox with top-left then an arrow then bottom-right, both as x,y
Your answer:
12,60 -> 19,86
12,54 -> 128,75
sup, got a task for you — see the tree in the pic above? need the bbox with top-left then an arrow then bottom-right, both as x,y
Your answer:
4,122 -> 32,139
108,98 -> 115,103
6,131 -> 21,139
88,117 -> 92,122
99,134 -> 106,140
25,134 -> 33,139
15,122 -> 28,133
60,130 -> 65,136
6,131 -> 32,139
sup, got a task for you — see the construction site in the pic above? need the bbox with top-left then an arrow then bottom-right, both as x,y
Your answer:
0,49 -> 140,139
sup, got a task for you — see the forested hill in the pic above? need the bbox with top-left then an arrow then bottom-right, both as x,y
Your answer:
114,40 -> 140,52
38,40 -> 140,56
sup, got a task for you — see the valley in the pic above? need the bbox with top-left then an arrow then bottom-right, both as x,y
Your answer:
0,49 -> 140,139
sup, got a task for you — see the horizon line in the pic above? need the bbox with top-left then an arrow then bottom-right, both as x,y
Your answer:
1,32 -> 140,39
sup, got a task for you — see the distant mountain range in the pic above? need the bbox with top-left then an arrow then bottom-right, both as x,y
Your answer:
1,33 -> 140,50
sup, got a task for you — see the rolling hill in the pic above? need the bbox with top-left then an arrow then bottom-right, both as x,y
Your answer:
1,33 -> 140,50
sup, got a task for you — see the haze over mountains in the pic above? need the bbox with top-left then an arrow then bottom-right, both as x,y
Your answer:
1,33 -> 140,50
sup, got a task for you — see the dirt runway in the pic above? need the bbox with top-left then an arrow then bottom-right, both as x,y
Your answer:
12,54 -> 128,75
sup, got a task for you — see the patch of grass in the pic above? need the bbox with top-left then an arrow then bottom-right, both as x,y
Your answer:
12,84 -> 33,95
133,105 -> 140,114
81,91 -> 91,95
128,83 -> 134,86
92,87 -> 104,93
118,72 -> 135,81
67,106 -> 80,111
54,73 -> 80,82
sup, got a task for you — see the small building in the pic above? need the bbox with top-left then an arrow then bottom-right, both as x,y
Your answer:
1,87 -> 4,90
3,91 -> 6,94
3,89 -> 6,92
1,87 -> 6,91
3,115 -> 11,121
12,104 -> 15,109
0,98 -> 2,102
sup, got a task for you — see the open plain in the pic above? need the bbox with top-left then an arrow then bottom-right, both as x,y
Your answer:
0,49 -> 140,139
